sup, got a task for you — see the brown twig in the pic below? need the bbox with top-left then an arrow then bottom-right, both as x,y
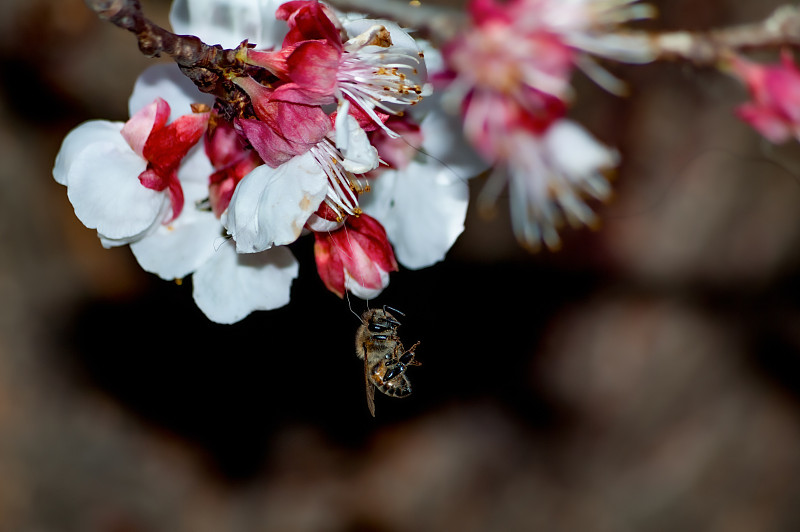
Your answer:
83,0 -> 251,112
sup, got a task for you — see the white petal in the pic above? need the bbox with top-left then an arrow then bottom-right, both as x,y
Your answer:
416,38 -> 444,74
361,160 -> 469,269
346,267 -> 389,300
224,152 -> 328,253
179,141 -> 215,186
336,111 -> 379,173
192,244 -> 298,324
169,0 -> 289,50
129,64 -> 213,117
544,120 -> 619,183
416,106 -> 489,180
343,19 -> 419,55
65,134 -> 167,243
306,213 -> 344,233
130,181 -> 222,280
343,18 -> 431,96
53,120 -> 126,185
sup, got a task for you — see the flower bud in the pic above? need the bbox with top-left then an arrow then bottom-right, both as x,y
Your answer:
313,214 -> 398,299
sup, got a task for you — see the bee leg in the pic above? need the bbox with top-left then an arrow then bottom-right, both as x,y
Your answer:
398,342 -> 421,366
383,363 -> 406,382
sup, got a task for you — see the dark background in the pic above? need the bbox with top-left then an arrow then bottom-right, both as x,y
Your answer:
3,0 -> 800,530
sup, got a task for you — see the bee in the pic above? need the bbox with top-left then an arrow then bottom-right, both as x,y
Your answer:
355,307 -> 421,417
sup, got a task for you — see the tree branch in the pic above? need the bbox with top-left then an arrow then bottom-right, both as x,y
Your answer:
83,0 -> 252,114
630,5 -> 800,65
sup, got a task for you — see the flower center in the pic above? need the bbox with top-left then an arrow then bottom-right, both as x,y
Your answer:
337,46 -> 426,131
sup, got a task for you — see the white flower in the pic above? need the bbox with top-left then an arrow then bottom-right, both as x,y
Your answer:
53,65 -> 211,248
478,119 -> 618,251
54,119 -> 166,246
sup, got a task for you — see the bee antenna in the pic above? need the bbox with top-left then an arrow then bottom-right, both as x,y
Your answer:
345,288 -> 365,323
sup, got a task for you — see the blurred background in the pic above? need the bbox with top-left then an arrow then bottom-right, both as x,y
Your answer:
3,0 -> 800,530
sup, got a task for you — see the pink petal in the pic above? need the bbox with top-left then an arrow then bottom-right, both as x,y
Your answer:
121,98 -> 170,158
287,40 -> 340,95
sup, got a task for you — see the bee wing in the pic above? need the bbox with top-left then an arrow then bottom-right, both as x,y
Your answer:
364,356 -> 376,417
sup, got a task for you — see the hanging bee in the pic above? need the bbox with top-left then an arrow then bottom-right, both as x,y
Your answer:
355,307 -> 421,417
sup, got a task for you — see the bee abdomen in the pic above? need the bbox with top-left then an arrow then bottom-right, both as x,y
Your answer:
376,376 -> 412,398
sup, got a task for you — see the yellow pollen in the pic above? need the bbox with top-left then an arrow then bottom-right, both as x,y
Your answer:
191,103 -> 211,113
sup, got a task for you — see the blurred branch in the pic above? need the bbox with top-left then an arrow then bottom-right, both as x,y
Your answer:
645,5 -> 800,64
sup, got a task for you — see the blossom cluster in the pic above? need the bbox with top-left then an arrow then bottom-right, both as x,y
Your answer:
54,0 -> 484,323
62,0 -> 753,323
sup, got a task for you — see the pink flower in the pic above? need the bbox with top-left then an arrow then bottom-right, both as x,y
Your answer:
440,0 -> 655,158
247,1 -> 429,136
313,214 -> 398,299
433,0 -> 646,251
731,50 -> 800,143
469,0 -> 656,65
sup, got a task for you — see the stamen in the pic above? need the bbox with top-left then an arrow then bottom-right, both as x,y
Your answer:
337,45 -> 427,137
310,140 -> 364,219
